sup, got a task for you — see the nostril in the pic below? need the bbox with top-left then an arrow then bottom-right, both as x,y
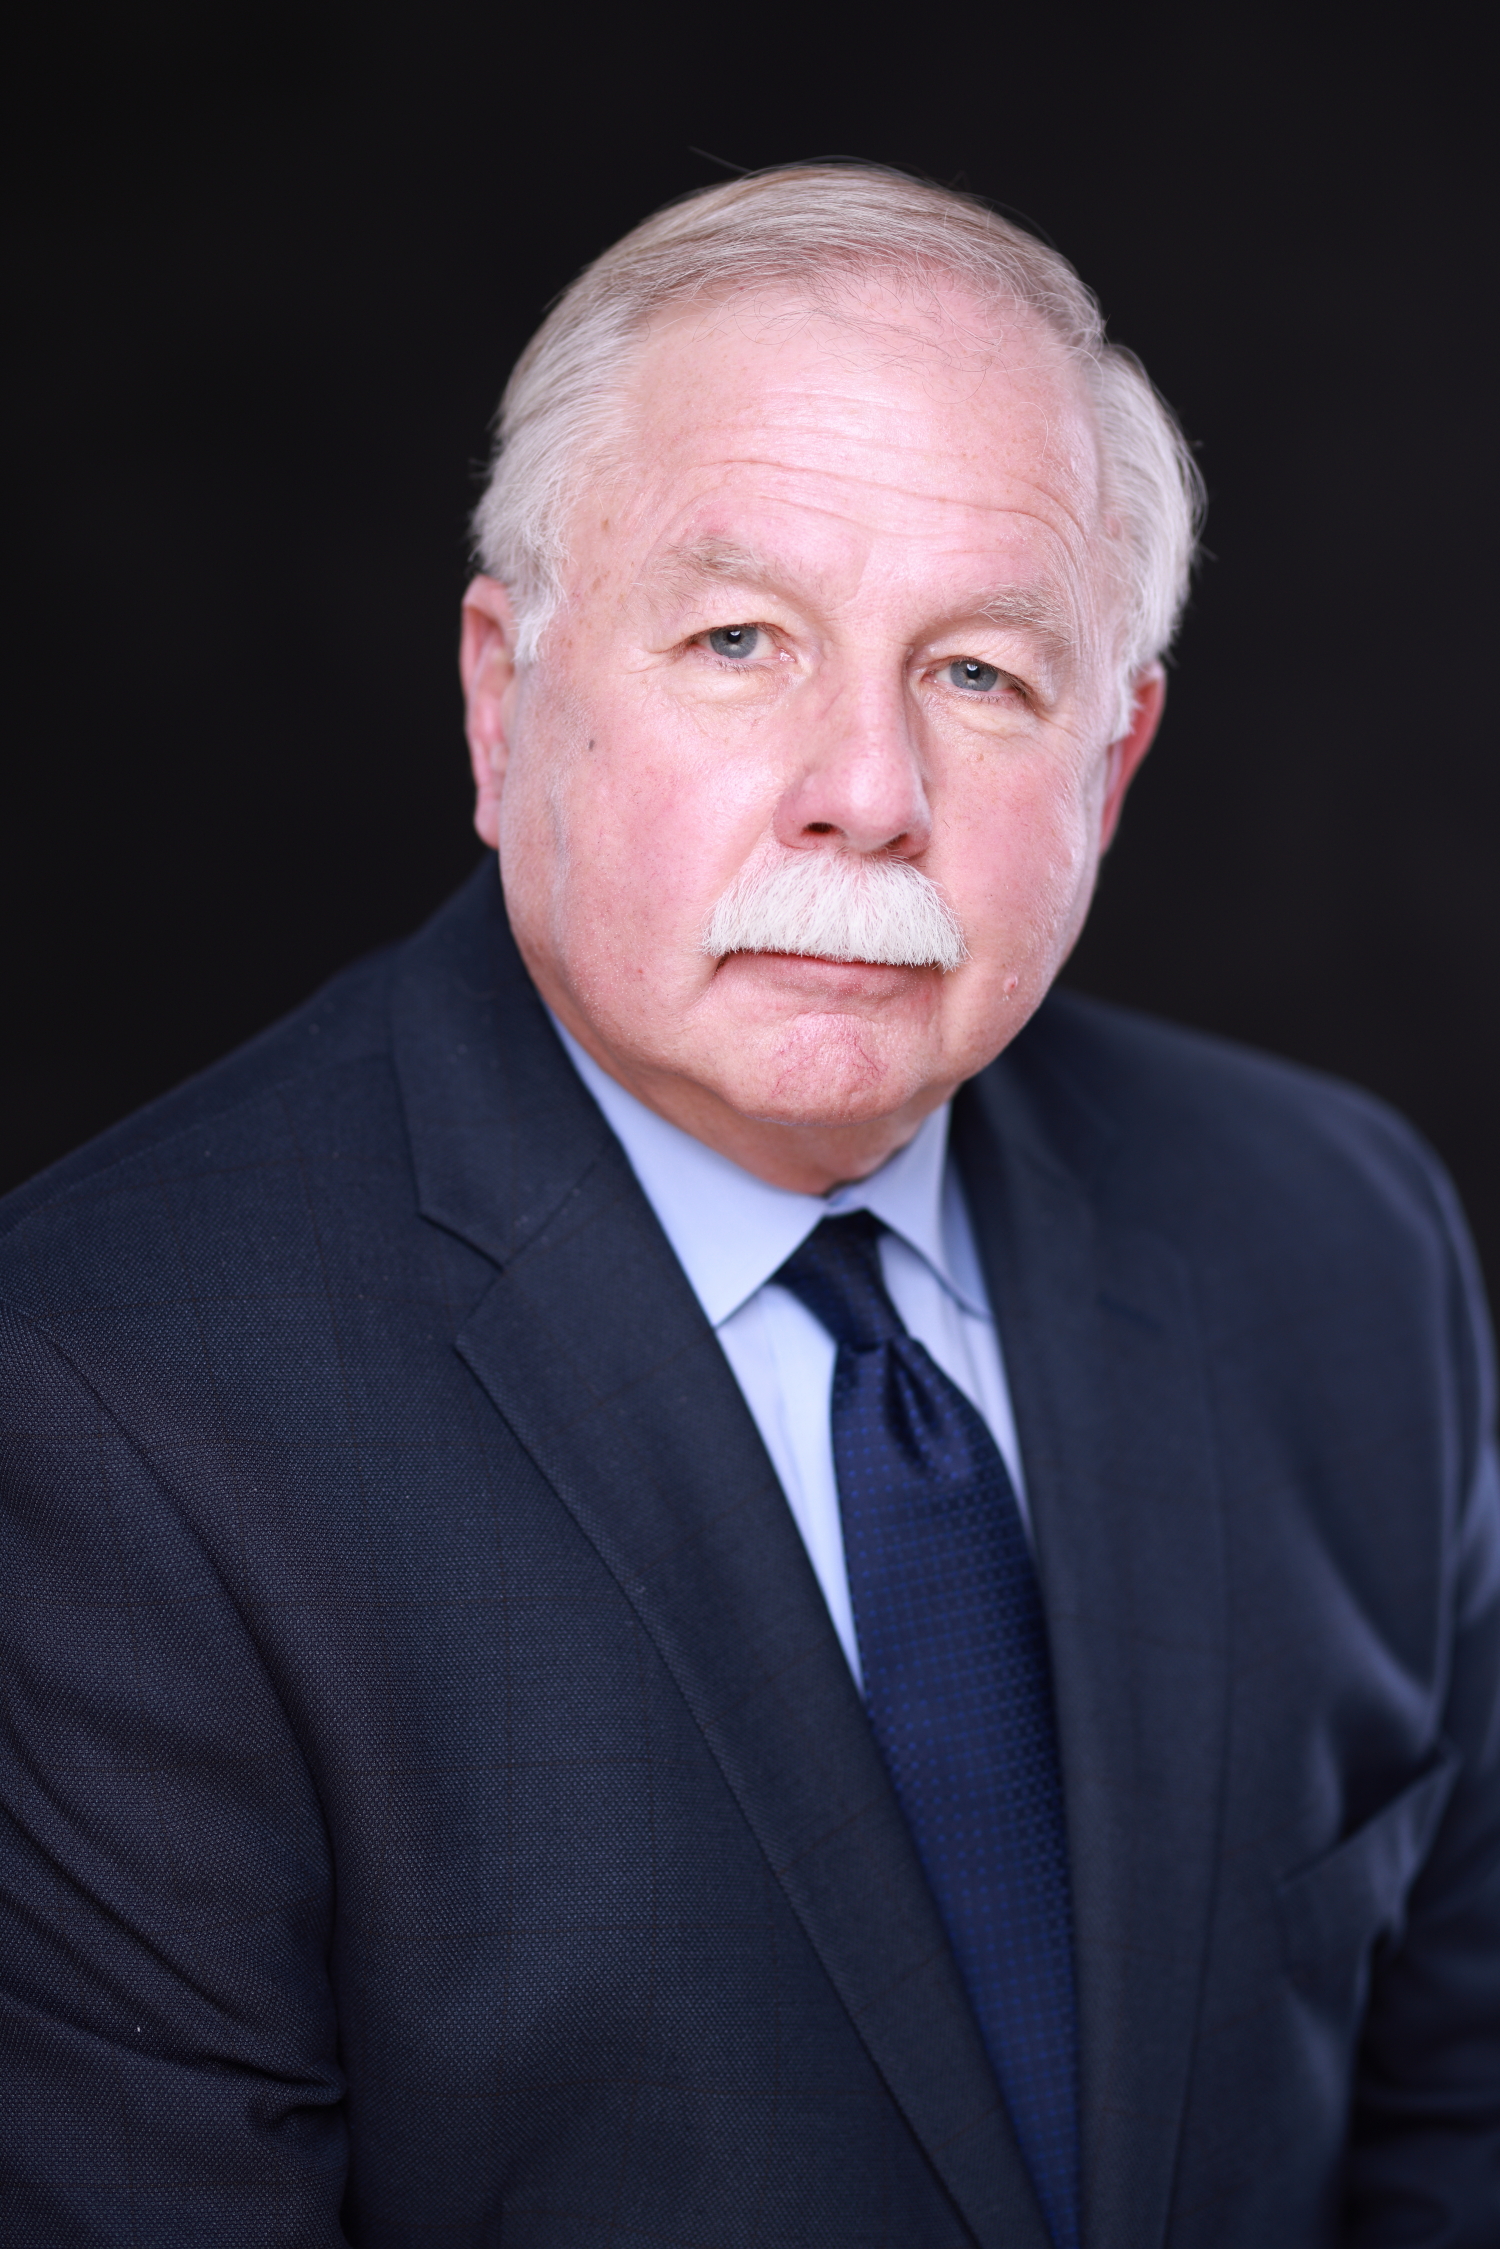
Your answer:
806,823 -> 836,835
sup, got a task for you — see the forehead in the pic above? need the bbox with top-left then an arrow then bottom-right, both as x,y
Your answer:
597,278 -> 1106,601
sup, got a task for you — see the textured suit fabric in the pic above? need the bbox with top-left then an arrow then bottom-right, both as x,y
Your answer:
1,858 -> 1497,2248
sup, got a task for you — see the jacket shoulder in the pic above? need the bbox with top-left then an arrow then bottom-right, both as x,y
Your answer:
996,986 -> 1470,1262
982,988 -> 1495,1485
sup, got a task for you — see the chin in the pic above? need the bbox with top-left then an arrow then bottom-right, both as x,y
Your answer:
718,1011 -> 932,1129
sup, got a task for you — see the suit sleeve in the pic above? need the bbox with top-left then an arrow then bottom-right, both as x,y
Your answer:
0,1305 -> 349,2247
1346,1176 -> 1500,2247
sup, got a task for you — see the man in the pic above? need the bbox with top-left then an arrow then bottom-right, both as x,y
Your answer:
1,166 -> 1495,2248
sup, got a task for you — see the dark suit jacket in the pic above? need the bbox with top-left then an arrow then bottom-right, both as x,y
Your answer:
2,860 -> 1497,2248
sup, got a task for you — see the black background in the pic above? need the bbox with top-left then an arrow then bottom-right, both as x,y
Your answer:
9,9 -> 1497,1291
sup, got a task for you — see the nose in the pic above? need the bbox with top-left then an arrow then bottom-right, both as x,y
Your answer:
772,673 -> 933,859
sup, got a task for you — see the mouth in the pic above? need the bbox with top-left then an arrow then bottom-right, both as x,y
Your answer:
711,950 -> 936,998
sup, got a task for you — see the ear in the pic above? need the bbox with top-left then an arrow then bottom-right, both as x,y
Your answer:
460,575 -> 519,850
1098,665 -> 1166,851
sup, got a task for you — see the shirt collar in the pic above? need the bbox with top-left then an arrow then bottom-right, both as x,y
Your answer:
550,1013 -> 984,1328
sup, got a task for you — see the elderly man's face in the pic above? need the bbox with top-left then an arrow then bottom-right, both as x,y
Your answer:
461,281 -> 1161,1191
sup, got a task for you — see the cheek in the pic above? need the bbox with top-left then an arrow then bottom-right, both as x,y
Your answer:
503,686 -> 775,979
582,699 -> 778,891
947,757 -> 1100,960
558,758 -> 708,934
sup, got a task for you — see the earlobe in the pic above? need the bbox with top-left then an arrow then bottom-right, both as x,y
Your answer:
460,576 -> 519,850
1098,667 -> 1166,851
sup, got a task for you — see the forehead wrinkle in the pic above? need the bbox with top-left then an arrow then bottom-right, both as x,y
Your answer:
648,480 -> 1095,589
647,430 -> 1095,517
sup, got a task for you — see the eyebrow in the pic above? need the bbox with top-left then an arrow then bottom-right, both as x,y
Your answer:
652,538 -> 802,602
964,585 -> 1078,669
650,538 -> 1081,669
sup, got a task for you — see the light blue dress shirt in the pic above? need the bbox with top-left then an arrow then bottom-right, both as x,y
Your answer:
552,1018 -> 1027,1686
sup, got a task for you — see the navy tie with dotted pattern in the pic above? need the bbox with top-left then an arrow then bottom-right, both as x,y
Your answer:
775,1209 -> 1080,2249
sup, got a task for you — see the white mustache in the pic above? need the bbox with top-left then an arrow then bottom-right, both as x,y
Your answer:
700,848 -> 968,974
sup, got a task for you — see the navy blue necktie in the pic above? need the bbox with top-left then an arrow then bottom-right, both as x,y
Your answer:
776,1210 -> 1079,2249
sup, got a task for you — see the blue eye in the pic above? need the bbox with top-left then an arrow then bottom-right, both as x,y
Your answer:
949,659 -> 1001,692
708,625 -> 760,659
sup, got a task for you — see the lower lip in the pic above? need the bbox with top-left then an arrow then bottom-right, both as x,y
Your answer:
715,952 -> 929,996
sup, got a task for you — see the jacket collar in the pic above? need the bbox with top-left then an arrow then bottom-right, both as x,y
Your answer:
389,859 -> 615,1270
955,1033 -> 1228,2249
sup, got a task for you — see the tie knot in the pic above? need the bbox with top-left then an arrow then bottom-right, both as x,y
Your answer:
773,1210 -> 905,1352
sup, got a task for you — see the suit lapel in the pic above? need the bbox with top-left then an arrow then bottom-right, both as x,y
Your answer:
955,1039 -> 1229,2249
391,867 -> 1050,2249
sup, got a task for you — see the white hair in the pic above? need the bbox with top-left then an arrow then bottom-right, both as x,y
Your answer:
701,843 -> 968,974
473,164 -> 1205,730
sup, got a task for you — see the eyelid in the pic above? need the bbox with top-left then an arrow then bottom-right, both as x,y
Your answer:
692,620 -> 779,653
929,656 -> 1033,702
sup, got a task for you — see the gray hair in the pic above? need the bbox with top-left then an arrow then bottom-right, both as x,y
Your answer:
473,165 -> 1204,728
